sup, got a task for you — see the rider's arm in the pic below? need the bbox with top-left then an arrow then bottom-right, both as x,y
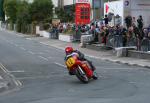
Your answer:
75,50 -> 85,60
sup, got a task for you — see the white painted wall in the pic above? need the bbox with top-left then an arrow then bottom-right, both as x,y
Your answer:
36,26 -> 50,38
64,0 -> 74,6
104,0 -> 150,27
104,1 -> 124,25
59,34 -> 73,42
130,0 -> 150,27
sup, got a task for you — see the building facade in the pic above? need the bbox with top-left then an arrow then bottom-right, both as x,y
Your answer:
56,0 -> 104,21
58,0 -> 64,8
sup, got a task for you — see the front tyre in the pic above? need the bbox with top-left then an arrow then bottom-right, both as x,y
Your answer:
75,66 -> 89,83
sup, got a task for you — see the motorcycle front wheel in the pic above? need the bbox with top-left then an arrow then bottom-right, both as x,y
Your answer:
75,66 -> 89,83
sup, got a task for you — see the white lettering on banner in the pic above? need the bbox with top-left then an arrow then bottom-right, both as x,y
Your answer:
76,0 -> 89,3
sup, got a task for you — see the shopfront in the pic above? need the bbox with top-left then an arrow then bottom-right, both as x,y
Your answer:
75,0 -> 91,25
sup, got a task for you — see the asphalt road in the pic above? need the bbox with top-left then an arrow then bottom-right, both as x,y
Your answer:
0,30 -> 150,103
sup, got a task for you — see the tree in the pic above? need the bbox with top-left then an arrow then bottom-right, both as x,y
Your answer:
3,0 -> 18,23
16,0 -> 31,33
29,0 -> 53,23
56,4 -> 75,22
0,0 -> 5,21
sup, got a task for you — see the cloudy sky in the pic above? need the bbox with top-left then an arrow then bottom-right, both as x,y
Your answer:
52,0 -> 74,7
52,0 -> 58,7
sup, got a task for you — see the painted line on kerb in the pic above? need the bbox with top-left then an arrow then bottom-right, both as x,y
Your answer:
54,62 -> 66,68
38,56 -> 49,61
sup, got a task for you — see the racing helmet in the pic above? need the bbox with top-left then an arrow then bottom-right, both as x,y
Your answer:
65,46 -> 73,54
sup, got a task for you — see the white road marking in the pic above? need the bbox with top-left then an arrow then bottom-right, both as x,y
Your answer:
38,52 -> 44,55
28,51 -> 35,55
8,70 -> 25,73
54,62 -> 66,68
20,47 -> 26,50
96,67 -> 141,70
40,42 -> 49,46
0,63 -> 22,86
10,74 -> 22,86
8,41 -> 13,45
48,57 -> 52,59
44,50 -> 49,52
0,76 -> 3,79
26,38 -> 32,40
0,63 -> 9,73
38,56 -> 49,61
17,80 -> 22,86
14,44 -> 19,47
14,80 -> 19,86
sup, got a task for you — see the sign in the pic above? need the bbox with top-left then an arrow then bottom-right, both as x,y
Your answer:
124,0 -> 130,8
76,0 -> 90,4
75,3 -> 91,25
106,4 -> 109,13
124,0 -> 129,6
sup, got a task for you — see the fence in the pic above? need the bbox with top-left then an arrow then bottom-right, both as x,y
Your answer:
106,33 -> 150,52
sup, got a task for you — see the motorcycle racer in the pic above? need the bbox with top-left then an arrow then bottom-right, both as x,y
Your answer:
65,46 -> 96,75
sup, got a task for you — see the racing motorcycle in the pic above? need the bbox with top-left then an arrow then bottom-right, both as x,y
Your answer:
65,53 -> 98,83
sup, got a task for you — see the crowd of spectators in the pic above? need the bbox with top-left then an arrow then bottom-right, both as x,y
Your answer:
51,15 -> 150,51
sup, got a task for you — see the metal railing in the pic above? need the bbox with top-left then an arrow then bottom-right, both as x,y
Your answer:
106,33 -> 150,52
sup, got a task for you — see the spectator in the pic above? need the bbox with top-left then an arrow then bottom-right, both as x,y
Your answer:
114,25 -> 122,47
104,15 -> 109,26
148,32 -> 150,40
125,15 -> 132,29
137,15 -> 143,30
121,27 -> 127,47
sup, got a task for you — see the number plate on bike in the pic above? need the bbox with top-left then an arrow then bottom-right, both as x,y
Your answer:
66,57 -> 75,68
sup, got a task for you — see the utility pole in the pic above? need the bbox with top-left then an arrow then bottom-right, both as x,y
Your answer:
93,0 -> 96,22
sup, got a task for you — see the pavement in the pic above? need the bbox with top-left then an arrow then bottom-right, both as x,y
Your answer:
26,36 -> 150,68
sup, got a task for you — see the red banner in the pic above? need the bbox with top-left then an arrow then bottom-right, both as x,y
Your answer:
75,3 -> 91,25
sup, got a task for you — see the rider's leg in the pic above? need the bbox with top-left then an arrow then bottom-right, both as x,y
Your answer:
84,59 -> 96,71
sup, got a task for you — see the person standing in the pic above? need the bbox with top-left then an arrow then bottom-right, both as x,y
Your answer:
137,15 -> 144,42
137,15 -> 143,30
125,15 -> 132,29
104,15 -> 109,26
